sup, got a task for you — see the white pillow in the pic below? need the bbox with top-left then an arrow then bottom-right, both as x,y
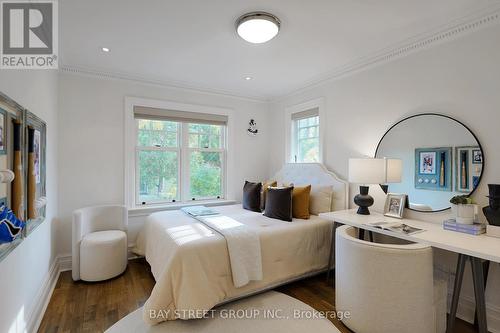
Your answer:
309,186 -> 333,215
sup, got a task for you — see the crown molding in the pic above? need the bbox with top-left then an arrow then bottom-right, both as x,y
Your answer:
272,6 -> 500,103
60,5 -> 500,104
59,65 -> 269,104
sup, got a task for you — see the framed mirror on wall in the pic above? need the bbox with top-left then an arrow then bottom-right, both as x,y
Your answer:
375,113 -> 484,213
0,91 -> 48,261
24,111 -> 47,235
0,92 -> 26,261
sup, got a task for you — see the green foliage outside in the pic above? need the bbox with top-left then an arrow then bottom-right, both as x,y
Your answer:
137,119 -> 223,203
138,150 -> 178,202
298,116 -> 319,162
190,151 -> 222,198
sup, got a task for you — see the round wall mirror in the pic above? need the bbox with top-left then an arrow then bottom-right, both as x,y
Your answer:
375,114 -> 484,212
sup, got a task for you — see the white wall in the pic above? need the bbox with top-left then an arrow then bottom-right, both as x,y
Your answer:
57,73 -> 271,255
0,70 -> 58,332
268,24 -> 500,329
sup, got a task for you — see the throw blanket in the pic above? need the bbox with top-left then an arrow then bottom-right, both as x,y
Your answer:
196,215 -> 262,287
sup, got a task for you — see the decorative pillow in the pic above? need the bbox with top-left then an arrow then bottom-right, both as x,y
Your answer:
243,181 -> 262,212
309,186 -> 334,215
292,185 -> 311,219
260,180 -> 277,211
264,186 -> 293,222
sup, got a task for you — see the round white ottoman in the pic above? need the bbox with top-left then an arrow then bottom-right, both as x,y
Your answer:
80,230 -> 127,282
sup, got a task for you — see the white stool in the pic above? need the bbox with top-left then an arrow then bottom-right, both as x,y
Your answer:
80,230 -> 127,281
72,205 -> 128,281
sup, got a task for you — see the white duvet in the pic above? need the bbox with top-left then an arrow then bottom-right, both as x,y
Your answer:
135,204 -> 333,325
197,214 -> 262,288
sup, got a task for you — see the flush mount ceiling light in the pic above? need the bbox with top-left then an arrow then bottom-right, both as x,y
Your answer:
236,12 -> 280,44
101,47 -> 110,52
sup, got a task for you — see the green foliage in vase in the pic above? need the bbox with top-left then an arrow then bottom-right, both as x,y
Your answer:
450,195 -> 474,205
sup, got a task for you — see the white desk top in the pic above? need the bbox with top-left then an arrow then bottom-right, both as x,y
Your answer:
319,209 -> 500,263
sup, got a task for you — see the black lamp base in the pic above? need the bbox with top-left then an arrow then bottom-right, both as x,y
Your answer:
354,185 -> 374,215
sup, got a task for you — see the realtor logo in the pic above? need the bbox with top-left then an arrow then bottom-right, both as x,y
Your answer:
1,0 -> 58,69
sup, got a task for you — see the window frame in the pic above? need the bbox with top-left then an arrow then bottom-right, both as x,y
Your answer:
182,122 -> 227,201
292,114 -> 320,163
135,120 -> 181,205
125,97 -> 232,210
285,98 -> 325,164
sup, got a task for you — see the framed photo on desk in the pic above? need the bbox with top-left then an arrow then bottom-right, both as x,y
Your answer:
384,193 -> 406,218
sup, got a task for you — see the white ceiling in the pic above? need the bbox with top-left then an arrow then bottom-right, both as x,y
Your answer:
60,0 -> 499,100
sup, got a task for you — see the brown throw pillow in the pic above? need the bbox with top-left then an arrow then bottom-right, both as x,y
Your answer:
292,185 -> 311,219
261,180 -> 277,211
243,181 -> 262,212
264,186 -> 294,222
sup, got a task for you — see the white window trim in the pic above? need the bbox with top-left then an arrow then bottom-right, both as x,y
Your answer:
124,97 -> 234,210
284,97 -> 325,164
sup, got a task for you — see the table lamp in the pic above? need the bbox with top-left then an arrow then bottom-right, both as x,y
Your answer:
380,158 -> 403,193
349,158 -> 387,215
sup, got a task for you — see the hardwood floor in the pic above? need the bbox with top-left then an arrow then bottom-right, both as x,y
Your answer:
39,258 -> 480,333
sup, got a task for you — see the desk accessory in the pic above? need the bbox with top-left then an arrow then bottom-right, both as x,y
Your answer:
450,195 -> 477,224
383,193 -> 406,218
483,184 -> 500,227
443,219 -> 485,235
349,158 -> 385,215
349,158 -> 402,215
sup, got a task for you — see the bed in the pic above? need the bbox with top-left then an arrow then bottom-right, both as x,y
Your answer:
135,163 -> 348,325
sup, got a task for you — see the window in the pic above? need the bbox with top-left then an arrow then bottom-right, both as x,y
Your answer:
136,119 -> 180,204
134,106 -> 227,206
291,108 -> 320,163
187,123 -> 225,200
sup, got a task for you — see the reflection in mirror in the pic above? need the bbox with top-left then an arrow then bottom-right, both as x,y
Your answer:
376,114 -> 483,212
25,111 -> 47,234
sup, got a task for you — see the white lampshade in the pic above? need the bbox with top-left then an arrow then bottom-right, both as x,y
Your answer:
385,158 -> 402,183
348,158 -> 387,184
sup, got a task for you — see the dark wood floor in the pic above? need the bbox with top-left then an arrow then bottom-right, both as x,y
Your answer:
39,258 -> 480,333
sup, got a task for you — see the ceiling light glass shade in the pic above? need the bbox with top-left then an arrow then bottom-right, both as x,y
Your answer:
236,12 -> 280,44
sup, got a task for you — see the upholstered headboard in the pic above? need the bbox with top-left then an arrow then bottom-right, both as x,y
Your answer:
273,163 -> 349,211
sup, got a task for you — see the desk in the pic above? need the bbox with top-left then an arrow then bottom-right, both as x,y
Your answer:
320,209 -> 500,333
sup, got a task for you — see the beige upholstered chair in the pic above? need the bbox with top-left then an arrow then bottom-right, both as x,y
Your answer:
72,205 -> 128,281
335,225 -> 447,333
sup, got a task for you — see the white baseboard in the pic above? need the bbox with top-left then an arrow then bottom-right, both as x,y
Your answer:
26,254 -> 68,332
58,253 -> 72,272
27,245 -> 139,332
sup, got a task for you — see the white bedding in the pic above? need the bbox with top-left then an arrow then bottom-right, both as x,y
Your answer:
136,204 -> 333,325
197,214 -> 262,288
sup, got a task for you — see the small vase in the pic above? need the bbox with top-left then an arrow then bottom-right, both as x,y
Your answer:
452,204 -> 477,224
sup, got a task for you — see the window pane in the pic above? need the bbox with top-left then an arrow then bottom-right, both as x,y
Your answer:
209,135 -> 221,149
299,127 -> 308,139
298,138 -> 320,162
298,118 -> 309,128
138,150 -> 178,203
199,135 -> 209,148
189,123 -> 223,148
190,151 -> 222,198
137,119 -> 178,147
308,126 -> 318,138
189,134 -> 199,147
